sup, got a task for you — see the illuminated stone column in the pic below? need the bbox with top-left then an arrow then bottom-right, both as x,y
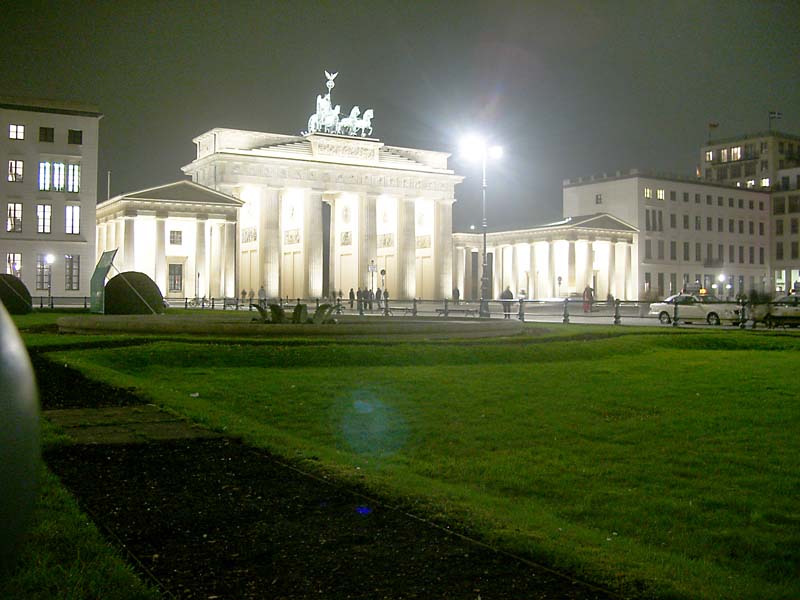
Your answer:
396,195 -> 415,299
209,223 -> 223,297
528,243 -> 537,299
327,195 -> 336,297
106,220 -> 115,253
195,216 -> 207,297
115,220 -> 123,256
575,239 -> 590,292
224,219 -> 237,297
155,215 -> 167,295
260,187 -> 280,298
358,193 -> 377,289
434,198 -> 453,298
492,246 -> 502,299
614,240 -> 628,300
123,215 -> 135,272
549,240 -> 557,296
607,239 -> 617,298
96,222 -> 107,257
454,246 -> 466,298
304,189 -> 324,298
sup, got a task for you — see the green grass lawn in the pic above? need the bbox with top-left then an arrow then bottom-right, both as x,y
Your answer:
39,328 -> 800,600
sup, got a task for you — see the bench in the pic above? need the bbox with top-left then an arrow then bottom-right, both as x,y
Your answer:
386,306 -> 414,316
436,307 -> 478,318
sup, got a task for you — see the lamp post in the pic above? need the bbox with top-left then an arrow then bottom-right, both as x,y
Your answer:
45,254 -> 55,308
460,135 -> 502,317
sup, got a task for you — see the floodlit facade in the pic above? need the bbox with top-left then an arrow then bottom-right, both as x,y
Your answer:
181,130 -> 461,300
1,97 -> 101,298
95,181 -> 242,299
563,171 -> 770,298
771,165 -> 800,292
453,214 -> 638,301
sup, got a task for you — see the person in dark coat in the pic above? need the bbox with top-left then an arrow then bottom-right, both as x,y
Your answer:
349,288 -> 355,309
500,286 -> 514,319
376,287 -> 382,310
368,289 -> 374,311
356,287 -> 363,312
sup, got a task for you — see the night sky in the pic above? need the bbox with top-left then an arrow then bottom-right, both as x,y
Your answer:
4,1 -> 799,232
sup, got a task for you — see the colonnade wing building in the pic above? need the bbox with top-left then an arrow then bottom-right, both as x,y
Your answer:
181,130 -> 462,300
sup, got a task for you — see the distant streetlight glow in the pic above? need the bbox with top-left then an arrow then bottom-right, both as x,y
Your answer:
460,134 -> 503,317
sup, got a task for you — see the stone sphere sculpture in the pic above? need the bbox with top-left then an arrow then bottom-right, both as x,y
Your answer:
0,303 -> 40,573
105,271 -> 165,314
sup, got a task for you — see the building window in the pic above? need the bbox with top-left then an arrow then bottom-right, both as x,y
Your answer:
669,190 -> 676,201
749,200 -> 754,210
695,216 -> 701,230
694,193 -> 700,203
776,242 -> 784,260
67,164 -> 80,192
706,216 -> 712,231
7,160 -> 23,182
749,221 -> 754,235
35,255 -> 50,290
729,245 -> 735,263
759,222 -> 764,235
64,255 -> 80,290
37,204 -> 52,233
170,230 -> 183,245
738,220 -> 744,234
706,195 -> 712,205
670,213 -> 676,228
657,240 -> 664,260
792,242 -> 799,261
168,264 -> 183,292
773,197 -> 785,214
9,124 -> 24,140
760,178 -> 770,188
39,127 -> 54,142
38,161 -> 51,190
54,162 -> 65,191
645,240 -> 652,260
718,244 -> 724,261
729,219 -> 734,233
644,187 -> 653,199
657,189 -> 665,200
718,217 -> 723,232
731,146 -> 741,161
67,129 -> 83,145
705,150 -> 713,162
776,220 -> 783,235
695,243 -> 701,262
595,193 -> 602,205
670,241 -> 677,260
6,253 -> 21,277
749,247 -> 754,264
683,242 -> 689,261
746,179 -> 755,188
739,246 -> 744,264
65,205 -> 80,234
657,210 -> 663,231
789,196 -> 800,213
718,196 -> 723,206
683,214 -> 689,229
792,218 -> 799,235
720,148 -> 728,162
683,192 -> 689,202
6,203 -> 22,232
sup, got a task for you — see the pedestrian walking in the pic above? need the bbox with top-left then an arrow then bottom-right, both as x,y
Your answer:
500,286 -> 514,319
376,287 -> 383,310
583,285 -> 594,313
349,288 -> 355,309
258,285 -> 267,309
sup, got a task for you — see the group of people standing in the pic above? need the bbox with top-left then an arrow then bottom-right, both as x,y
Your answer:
348,287 -> 389,311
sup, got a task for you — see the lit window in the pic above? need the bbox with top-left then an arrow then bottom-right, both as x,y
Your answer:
53,162 -> 65,191
746,179 -> 755,188
720,148 -> 728,162
67,164 -> 80,192
68,129 -> 83,145
656,189 -> 665,200
7,160 -> 23,182
64,255 -> 80,290
169,230 -> 183,245
705,150 -> 713,162
65,205 -> 80,234
760,178 -> 770,188
9,124 -> 24,140
39,161 -> 51,190
644,187 -> 653,199
6,203 -> 22,232
168,264 -> 183,292
6,253 -> 21,277
35,255 -> 50,290
731,146 -> 741,161
39,127 -> 54,142
37,204 -> 52,233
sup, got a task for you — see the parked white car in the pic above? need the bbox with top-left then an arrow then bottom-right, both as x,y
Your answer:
762,295 -> 800,328
648,294 -> 738,325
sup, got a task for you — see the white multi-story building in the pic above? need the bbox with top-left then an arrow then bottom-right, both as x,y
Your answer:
1,97 -> 101,300
771,165 -> 800,292
563,171 -> 770,298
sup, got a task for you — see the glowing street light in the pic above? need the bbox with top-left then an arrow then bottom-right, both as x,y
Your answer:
460,135 -> 503,317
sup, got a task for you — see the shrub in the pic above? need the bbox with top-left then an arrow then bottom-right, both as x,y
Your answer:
0,275 -> 32,314
104,272 -> 165,315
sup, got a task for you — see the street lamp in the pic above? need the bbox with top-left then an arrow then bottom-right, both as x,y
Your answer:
460,135 -> 502,317
45,254 -> 55,308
